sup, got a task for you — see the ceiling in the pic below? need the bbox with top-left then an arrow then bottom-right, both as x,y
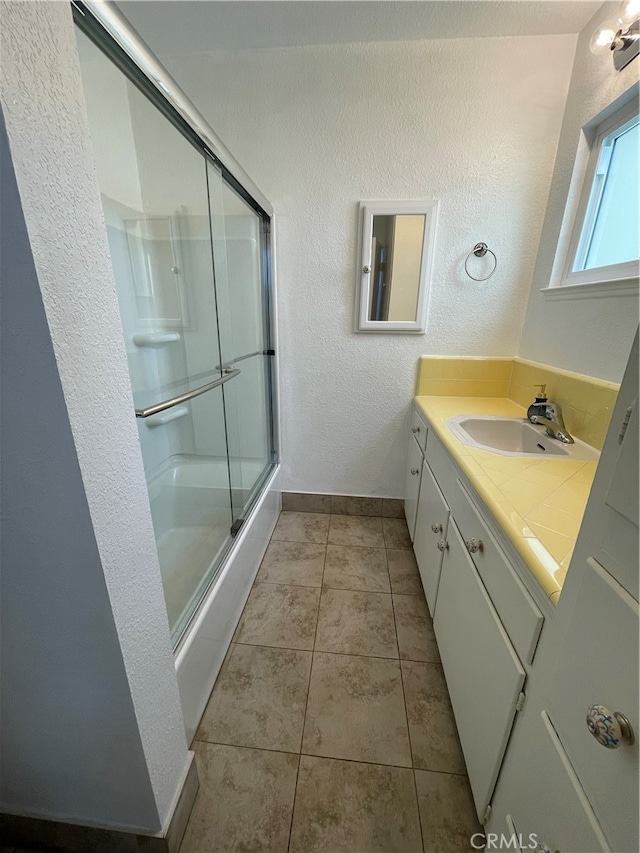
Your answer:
117,1 -> 602,56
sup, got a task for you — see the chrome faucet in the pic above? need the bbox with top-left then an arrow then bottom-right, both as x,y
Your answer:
528,402 -> 575,444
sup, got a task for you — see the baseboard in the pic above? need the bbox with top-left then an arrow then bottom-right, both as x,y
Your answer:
161,751 -> 199,853
0,753 -> 199,853
282,491 -> 404,518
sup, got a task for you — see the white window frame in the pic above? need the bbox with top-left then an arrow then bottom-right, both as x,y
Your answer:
559,99 -> 639,291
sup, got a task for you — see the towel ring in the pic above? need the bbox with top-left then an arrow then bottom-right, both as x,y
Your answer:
464,242 -> 497,281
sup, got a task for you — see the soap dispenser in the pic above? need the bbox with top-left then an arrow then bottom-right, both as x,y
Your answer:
527,384 -> 549,422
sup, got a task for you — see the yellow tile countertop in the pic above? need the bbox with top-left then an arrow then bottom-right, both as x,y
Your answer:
415,395 -> 599,606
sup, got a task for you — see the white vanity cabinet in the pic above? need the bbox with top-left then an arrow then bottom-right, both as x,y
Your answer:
405,409 -> 541,822
434,519 -> 526,822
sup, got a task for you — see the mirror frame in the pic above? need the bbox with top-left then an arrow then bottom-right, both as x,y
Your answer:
356,199 -> 439,333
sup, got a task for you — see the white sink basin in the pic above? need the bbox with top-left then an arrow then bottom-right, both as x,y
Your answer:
446,415 -> 599,460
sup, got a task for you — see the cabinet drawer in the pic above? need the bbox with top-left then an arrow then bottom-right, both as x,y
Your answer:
434,520 -> 525,821
548,558 -> 639,853
411,408 -> 428,452
425,429 -> 457,506
507,711 -> 609,853
450,481 -> 543,666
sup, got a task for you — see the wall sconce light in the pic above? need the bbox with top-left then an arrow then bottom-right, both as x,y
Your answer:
590,0 -> 640,70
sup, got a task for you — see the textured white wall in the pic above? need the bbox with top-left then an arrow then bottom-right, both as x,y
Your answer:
518,1 -> 639,382
152,34 -> 575,496
0,0 -> 188,831
0,104 -> 161,831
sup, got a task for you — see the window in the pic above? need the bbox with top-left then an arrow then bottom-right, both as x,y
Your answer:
561,101 -> 639,289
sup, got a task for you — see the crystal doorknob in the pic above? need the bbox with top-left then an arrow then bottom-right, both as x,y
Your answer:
431,523 -> 442,534
411,468 -> 419,475
465,538 -> 483,554
437,540 -> 448,552
586,705 -> 635,748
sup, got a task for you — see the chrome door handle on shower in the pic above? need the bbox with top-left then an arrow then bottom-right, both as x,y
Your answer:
215,349 -> 275,371
135,368 -> 241,418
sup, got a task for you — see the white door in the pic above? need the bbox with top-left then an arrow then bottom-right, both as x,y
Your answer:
507,711 -> 609,853
547,558 -> 638,852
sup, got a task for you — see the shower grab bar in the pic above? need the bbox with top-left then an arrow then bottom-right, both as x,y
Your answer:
135,368 -> 241,418
216,349 -> 275,370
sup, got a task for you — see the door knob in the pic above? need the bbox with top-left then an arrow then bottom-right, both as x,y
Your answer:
586,704 -> 635,748
411,426 -> 420,434
437,540 -> 448,552
465,538 -> 483,554
431,522 -> 442,534
411,468 -> 419,475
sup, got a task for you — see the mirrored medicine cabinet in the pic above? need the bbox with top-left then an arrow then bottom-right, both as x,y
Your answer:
356,200 -> 439,333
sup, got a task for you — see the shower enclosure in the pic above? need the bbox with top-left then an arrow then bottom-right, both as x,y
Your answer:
75,16 -> 277,649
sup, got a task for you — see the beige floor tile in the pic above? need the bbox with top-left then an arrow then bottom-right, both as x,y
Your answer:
381,498 -> 405,518
401,660 -> 466,774
256,540 -> 326,587
282,492 -> 333,513
272,511 -> 330,544
388,548 -> 423,596
393,594 -> 440,662
323,544 -> 390,592
330,495 -> 383,516
289,755 -> 422,853
196,644 -> 311,752
415,769 -> 481,853
235,583 -> 320,650
302,652 -> 412,767
383,517 -> 413,550
328,514 -> 385,547
315,588 -> 398,658
180,742 -> 298,853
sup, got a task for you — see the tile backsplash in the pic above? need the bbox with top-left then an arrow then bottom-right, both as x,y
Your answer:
508,358 -> 619,451
416,356 -> 619,451
416,357 -> 513,398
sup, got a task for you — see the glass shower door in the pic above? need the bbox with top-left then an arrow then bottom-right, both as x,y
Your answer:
207,162 -> 275,530
77,29 -> 239,643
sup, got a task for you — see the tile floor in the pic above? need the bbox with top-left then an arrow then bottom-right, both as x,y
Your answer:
180,505 -> 480,853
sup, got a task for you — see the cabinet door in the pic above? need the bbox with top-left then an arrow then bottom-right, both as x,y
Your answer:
404,435 -> 423,542
434,521 -> 526,822
548,558 -> 638,852
507,712 -> 609,853
413,460 -> 449,615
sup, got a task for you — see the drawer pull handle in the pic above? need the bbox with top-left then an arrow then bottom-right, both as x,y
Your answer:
411,426 -> 420,434
411,468 -> 420,476
586,705 -> 635,748
437,539 -> 449,552
431,522 -> 443,534
465,538 -> 483,554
